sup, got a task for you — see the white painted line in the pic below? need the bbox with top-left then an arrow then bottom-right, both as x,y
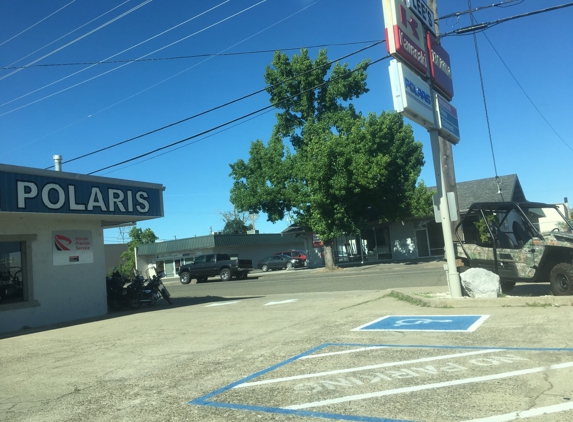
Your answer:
205,301 -> 240,307
264,299 -> 298,306
462,401 -> 573,421
467,315 -> 491,332
285,361 -> 573,410
299,346 -> 388,359
234,348 -> 503,388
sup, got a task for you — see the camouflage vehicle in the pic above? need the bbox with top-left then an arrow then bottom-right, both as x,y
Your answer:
454,202 -> 573,295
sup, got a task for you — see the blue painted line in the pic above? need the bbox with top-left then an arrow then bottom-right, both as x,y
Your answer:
189,343 -> 573,421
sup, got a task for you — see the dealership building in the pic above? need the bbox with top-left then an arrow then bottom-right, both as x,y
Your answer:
0,163 -> 164,334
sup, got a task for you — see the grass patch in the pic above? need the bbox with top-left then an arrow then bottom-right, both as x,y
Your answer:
388,291 -> 429,307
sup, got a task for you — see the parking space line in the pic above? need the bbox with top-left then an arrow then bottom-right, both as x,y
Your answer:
300,346 -> 388,359
234,348 -> 503,388
462,402 -> 573,422
285,361 -> 573,410
205,301 -> 240,307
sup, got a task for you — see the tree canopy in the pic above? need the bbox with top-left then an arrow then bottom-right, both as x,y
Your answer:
220,210 -> 254,234
117,227 -> 158,277
229,49 -> 426,269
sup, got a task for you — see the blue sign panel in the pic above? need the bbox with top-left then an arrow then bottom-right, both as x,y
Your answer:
0,169 -> 163,217
353,315 -> 489,332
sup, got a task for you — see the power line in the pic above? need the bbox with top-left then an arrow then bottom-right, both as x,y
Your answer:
0,0 -> 155,81
3,0 -> 132,69
0,40 -> 380,70
443,2 -> 573,36
88,55 -> 389,175
0,0 -> 77,46
45,41 -> 383,169
438,0 -> 524,21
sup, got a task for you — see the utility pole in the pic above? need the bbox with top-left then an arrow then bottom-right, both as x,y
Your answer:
428,0 -> 463,298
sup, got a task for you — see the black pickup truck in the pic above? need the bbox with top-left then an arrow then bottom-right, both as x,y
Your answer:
178,253 -> 253,284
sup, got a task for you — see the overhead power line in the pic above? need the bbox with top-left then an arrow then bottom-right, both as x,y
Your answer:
0,40 -> 381,70
0,0 -> 77,46
45,41 -> 384,169
443,2 -> 573,36
438,0 -> 524,21
87,54 -> 389,175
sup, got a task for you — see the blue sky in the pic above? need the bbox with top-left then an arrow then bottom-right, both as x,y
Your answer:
1,0 -> 572,243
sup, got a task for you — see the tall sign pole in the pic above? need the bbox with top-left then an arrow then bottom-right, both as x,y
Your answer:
383,0 -> 462,297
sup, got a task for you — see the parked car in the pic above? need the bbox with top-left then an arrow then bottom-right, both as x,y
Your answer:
274,250 -> 308,264
258,254 -> 305,272
179,253 -> 253,284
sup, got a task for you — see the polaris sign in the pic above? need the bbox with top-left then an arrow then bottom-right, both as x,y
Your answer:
389,59 -> 435,129
0,166 -> 164,217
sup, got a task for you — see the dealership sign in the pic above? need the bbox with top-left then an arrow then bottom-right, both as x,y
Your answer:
383,0 -> 429,76
434,93 -> 460,144
0,168 -> 163,217
53,230 -> 94,266
427,32 -> 454,100
389,60 -> 435,129
406,0 -> 435,35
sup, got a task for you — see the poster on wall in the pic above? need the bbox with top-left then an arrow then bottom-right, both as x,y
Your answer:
53,230 -> 94,266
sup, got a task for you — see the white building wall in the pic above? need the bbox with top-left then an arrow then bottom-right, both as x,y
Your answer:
389,221 -> 418,260
1,215 -> 107,333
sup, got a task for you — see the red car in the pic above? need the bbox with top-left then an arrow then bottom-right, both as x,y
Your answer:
274,250 -> 307,264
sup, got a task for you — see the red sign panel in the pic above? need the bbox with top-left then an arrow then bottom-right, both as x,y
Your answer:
427,33 -> 454,100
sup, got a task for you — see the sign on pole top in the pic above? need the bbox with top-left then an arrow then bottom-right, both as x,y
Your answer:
406,0 -> 436,35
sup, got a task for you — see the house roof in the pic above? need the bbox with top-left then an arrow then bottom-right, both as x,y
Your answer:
455,174 -> 526,212
137,233 -> 302,256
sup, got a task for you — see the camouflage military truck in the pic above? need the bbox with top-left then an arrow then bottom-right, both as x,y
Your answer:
454,201 -> 573,295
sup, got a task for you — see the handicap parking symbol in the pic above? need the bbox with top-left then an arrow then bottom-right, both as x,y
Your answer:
353,315 -> 489,332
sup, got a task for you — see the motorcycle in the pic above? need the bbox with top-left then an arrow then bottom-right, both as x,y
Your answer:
128,269 -> 173,306
106,269 -> 141,311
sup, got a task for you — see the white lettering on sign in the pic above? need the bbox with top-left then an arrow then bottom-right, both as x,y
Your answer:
399,28 -> 428,69
17,181 -> 38,208
432,51 -> 452,77
406,0 -> 435,34
16,181 -> 151,214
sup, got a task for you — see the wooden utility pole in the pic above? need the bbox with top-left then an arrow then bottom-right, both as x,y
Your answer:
427,0 -> 462,239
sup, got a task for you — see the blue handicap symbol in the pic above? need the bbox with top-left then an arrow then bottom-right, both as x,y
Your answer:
355,315 -> 489,332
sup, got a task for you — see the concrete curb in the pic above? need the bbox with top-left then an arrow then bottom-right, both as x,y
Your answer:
389,287 -> 573,308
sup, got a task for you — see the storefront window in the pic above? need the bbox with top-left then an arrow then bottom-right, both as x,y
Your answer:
0,241 -> 24,305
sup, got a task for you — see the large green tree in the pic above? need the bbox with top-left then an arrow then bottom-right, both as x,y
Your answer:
229,49 -> 425,269
117,227 -> 158,277
220,209 -> 254,234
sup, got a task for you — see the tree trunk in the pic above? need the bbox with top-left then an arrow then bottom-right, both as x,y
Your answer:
324,244 -> 336,270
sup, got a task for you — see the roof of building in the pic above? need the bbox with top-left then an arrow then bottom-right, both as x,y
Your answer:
455,174 -> 526,211
137,233 -> 302,256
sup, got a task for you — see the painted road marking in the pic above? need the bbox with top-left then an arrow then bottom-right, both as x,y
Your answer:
300,346 -> 388,360
234,348 -> 503,388
264,299 -> 298,306
353,315 -> 489,332
205,301 -> 240,307
285,361 -> 573,410
189,344 -> 573,422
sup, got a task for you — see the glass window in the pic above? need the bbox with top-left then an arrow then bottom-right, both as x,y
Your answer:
0,241 -> 24,305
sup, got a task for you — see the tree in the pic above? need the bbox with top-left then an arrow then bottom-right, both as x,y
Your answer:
117,227 -> 158,277
410,180 -> 436,218
229,49 -> 425,270
219,209 -> 254,234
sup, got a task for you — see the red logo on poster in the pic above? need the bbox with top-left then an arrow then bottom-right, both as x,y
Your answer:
54,234 -> 72,251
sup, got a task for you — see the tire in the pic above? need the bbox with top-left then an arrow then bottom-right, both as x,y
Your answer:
286,262 -> 293,270
107,297 -> 123,311
220,268 -> 231,281
500,281 -> 516,293
161,287 -> 173,305
179,271 -> 191,285
262,265 -> 269,272
128,294 -> 142,309
550,263 -> 573,296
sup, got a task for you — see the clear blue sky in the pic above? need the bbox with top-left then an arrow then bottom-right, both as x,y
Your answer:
1,0 -> 572,244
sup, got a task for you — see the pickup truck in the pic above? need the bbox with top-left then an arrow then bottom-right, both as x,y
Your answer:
178,253 -> 253,284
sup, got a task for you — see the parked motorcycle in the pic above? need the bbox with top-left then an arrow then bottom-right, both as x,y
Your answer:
106,270 -> 141,311
129,270 -> 173,306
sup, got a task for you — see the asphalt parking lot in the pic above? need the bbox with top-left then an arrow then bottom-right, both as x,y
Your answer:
2,262 -> 573,421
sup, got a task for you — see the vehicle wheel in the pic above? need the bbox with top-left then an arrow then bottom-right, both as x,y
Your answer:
107,297 -> 122,311
286,262 -> 293,270
161,287 -> 173,305
179,271 -> 191,285
262,265 -> 269,272
500,281 -> 516,293
220,268 -> 231,281
128,295 -> 141,309
550,263 -> 573,295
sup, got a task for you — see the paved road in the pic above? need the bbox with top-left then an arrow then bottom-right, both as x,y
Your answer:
2,261 -> 572,422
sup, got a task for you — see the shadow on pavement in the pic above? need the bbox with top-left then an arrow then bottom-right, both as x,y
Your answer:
506,283 -> 553,297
